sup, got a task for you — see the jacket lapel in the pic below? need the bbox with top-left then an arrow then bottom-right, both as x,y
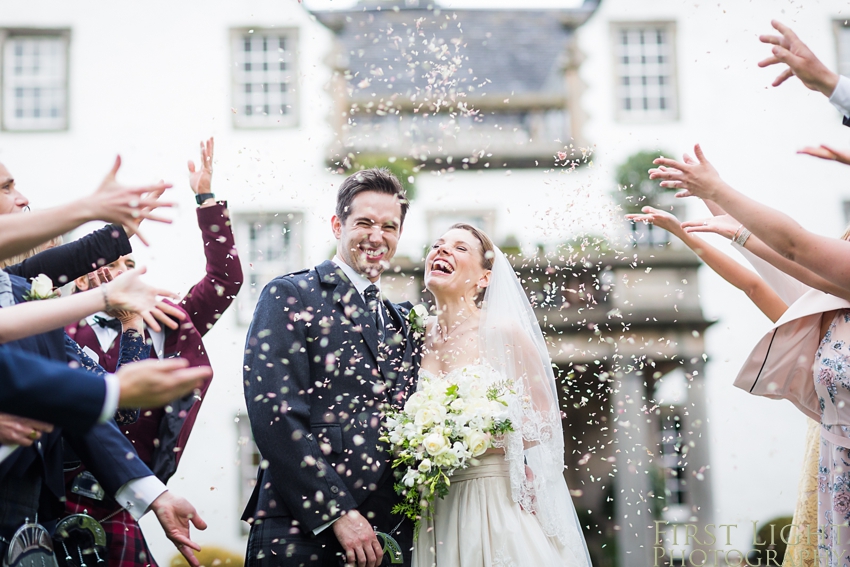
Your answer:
317,261 -> 383,376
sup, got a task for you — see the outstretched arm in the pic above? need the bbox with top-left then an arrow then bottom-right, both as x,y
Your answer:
650,144 -> 850,292
627,207 -> 787,322
0,268 -> 180,343
181,137 -> 243,334
682,213 -> 850,302
0,156 -> 172,260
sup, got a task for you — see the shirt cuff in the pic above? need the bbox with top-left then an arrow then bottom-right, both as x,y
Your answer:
313,517 -> 341,535
114,475 -> 168,521
0,444 -> 19,465
99,373 -> 120,423
829,75 -> 850,117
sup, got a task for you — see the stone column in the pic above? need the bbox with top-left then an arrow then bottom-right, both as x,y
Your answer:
681,359 -> 714,555
613,368 -> 659,566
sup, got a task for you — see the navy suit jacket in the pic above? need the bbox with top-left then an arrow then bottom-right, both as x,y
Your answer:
0,346 -> 105,434
242,260 -> 419,531
0,274 -> 152,521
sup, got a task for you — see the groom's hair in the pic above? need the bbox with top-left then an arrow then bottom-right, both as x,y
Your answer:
336,168 -> 409,225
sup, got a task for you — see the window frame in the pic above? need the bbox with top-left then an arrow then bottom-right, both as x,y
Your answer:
0,28 -> 71,132
232,210 -> 305,325
230,27 -> 299,130
609,21 -> 679,123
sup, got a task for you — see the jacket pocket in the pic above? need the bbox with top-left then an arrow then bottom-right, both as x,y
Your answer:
310,423 -> 343,454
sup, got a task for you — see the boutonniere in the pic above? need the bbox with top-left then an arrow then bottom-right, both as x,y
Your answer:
407,304 -> 428,338
24,274 -> 59,301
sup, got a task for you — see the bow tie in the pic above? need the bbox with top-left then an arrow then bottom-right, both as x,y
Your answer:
93,315 -> 122,333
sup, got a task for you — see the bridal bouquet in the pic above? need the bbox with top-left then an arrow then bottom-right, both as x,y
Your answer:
381,366 -> 514,531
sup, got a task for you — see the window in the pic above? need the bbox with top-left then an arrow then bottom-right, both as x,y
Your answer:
2,31 -> 69,131
612,24 -> 677,121
234,212 -> 304,324
231,29 -> 298,128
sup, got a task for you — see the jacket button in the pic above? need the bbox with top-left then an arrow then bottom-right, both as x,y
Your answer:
330,485 -> 339,494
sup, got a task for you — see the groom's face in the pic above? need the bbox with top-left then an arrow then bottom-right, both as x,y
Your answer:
332,190 -> 403,282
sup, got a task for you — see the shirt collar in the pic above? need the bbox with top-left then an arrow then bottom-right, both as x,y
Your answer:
331,255 -> 380,297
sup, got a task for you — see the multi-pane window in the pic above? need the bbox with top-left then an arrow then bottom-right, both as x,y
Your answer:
613,24 -> 677,121
231,30 -> 297,128
233,212 -> 303,324
2,32 -> 68,131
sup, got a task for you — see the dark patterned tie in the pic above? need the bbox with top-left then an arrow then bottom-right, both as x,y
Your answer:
93,315 -> 122,333
363,284 -> 385,343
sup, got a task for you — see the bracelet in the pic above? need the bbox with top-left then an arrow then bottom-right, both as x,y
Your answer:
101,285 -> 113,312
732,224 -> 744,241
734,228 -> 752,247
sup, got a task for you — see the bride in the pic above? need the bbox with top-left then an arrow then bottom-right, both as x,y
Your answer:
411,223 -> 591,567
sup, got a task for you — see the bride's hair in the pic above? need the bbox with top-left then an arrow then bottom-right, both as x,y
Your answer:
449,222 -> 495,270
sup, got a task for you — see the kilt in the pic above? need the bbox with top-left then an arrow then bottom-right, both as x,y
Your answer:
64,498 -> 158,567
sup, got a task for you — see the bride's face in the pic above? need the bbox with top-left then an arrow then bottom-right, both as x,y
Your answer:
425,228 -> 490,299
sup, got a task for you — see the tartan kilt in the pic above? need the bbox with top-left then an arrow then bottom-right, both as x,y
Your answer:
63,497 -> 159,567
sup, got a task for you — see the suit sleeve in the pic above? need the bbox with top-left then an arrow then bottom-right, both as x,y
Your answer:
0,345 -> 105,434
4,224 -> 132,284
63,420 -> 154,496
244,278 -> 357,530
180,203 -> 243,336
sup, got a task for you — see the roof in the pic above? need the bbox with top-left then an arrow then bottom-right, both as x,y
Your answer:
313,3 -> 597,103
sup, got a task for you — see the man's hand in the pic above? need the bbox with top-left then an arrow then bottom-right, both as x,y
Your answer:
84,156 -> 175,246
798,144 -> 850,166
116,358 -> 211,408
188,138 -> 214,204
332,509 -> 383,567
150,491 -> 207,567
758,20 -> 839,96
90,266 -> 184,332
625,206 -> 685,237
0,413 -> 54,446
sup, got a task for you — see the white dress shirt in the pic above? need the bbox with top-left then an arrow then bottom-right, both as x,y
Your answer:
829,75 -> 850,118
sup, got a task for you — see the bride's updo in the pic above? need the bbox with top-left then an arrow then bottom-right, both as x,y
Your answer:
449,222 -> 495,271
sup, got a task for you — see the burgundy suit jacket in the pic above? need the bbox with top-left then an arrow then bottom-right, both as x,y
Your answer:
66,202 -> 242,483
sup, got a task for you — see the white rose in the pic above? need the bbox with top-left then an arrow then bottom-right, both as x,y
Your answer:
449,397 -> 466,412
414,404 -> 446,428
404,391 -> 426,414
465,431 -> 489,457
31,274 -> 54,297
423,432 -> 449,456
418,458 -> 432,473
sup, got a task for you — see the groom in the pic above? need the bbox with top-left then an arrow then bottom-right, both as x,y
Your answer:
243,168 -> 418,567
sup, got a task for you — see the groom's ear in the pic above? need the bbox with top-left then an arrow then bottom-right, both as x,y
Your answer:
331,215 -> 342,239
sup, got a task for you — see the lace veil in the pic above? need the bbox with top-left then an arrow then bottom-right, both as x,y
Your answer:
479,247 -> 592,565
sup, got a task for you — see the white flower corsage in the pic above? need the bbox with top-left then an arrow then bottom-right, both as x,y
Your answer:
407,304 -> 428,337
24,274 -> 59,301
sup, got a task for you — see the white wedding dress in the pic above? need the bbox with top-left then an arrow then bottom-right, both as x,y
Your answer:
411,365 -> 585,567
410,247 -> 592,567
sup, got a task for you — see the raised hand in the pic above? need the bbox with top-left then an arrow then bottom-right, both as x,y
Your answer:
187,137 -> 214,198
680,214 -> 742,240
332,509 -> 384,567
758,20 -> 839,96
0,413 -> 54,446
798,144 -> 850,166
84,156 -> 175,246
98,267 -> 185,332
625,206 -> 684,235
115,358 -> 211,408
150,491 -> 208,567
649,144 -> 729,201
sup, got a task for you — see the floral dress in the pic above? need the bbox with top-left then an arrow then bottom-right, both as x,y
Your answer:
814,310 -> 850,566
